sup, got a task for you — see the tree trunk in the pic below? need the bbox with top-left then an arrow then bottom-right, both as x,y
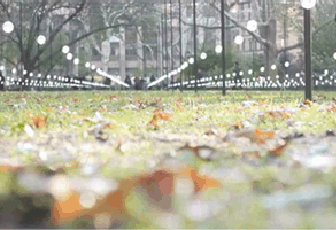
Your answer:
263,19 -> 277,79
22,63 -> 32,91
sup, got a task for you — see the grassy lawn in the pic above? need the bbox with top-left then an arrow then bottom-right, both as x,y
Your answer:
1,90 -> 336,229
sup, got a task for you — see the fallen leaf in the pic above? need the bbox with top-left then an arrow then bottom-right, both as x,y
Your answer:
232,121 -> 243,130
157,112 -> 172,121
32,116 -> 48,129
304,99 -> 312,106
178,168 -> 222,192
25,110 -> 31,117
147,119 -> 158,127
154,107 -> 163,113
52,191 -> 83,225
242,151 -> 261,160
269,139 -> 290,157
104,122 -> 115,129
52,168 -> 221,226
109,94 -> 120,100
178,144 -> 217,161
204,129 -> 217,136
236,128 -> 274,145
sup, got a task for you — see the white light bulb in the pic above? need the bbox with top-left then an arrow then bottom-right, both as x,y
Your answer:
215,45 -> 223,53
37,35 -> 46,45
301,0 -> 316,9
247,20 -> 257,31
62,45 -> 70,54
234,36 -> 243,45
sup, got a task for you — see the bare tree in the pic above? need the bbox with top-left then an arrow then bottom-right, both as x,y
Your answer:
181,0 -> 335,78
0,0 -> 131,90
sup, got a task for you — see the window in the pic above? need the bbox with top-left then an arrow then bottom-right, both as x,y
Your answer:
91,45 -> 101,61
240,12 -> 245,21
241,4 -> 244,11
110,43 -> 119,56
187,5 -> 193,18
108,68 -> 119,75
126,68 -> 136,75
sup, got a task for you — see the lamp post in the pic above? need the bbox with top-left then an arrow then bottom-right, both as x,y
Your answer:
37,35 -> 46,90
2,21 -> 14,86
216,45 -> 223,90
247,20 -> 257,84
234,35 -> 243,89
284,0 -> 288,77
301,0 -> 316,101
170,0 -> 174,82
178,0 -> 183,91
193,0 -> 197,92
221,0 -> 226,96
62,45 -> 70,81
66,53 -> 73,77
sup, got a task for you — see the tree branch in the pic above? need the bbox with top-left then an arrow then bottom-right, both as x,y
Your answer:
34,24 -> 132,70
31,0 -> 87,67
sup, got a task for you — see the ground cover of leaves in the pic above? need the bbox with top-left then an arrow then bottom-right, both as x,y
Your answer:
1,90 -> 336,228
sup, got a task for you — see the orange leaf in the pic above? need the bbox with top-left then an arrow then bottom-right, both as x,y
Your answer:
237,128 -> 274,145
32,116 -> 47,128
204,129 -> 217,136
178,168 -> 222,192
255,127 -> 274,139
104,122 -> 115,129
258,100 -> 268,105
71,98 -> 78,102
232,121 -> 243,130
326,107 -> 336,113
109,94 -> 120,100
157,112 -> 172,121
269,139 -> 290,157
242,151 -> 261,160
52,191 -> 84,225
147,119 -> 158,127
25,110 -> 31,117
304,99 -> 312,106
48,107 -> 54,112
154,107 -> 163,113
52,168 -> 221,226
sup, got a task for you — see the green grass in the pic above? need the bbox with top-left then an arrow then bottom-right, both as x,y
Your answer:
2,90 -> 336,228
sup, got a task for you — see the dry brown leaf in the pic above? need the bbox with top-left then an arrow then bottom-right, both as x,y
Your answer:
32,116 -> 47,129
242,151 -> 261,160
204,129 -> 217,136
52,168 -> 222,226
232,121 -> 243,130
25,110 -> 31,117
154,107 -> 163,113
304,99 -> 313,106
104,122 -> 115,129
269,139 -> 290,157
109,94 -> 120,100
157,112 -> 172,121
237,128 -> 274,145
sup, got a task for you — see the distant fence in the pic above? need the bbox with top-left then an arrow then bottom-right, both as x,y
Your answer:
167,73 -> 336,91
